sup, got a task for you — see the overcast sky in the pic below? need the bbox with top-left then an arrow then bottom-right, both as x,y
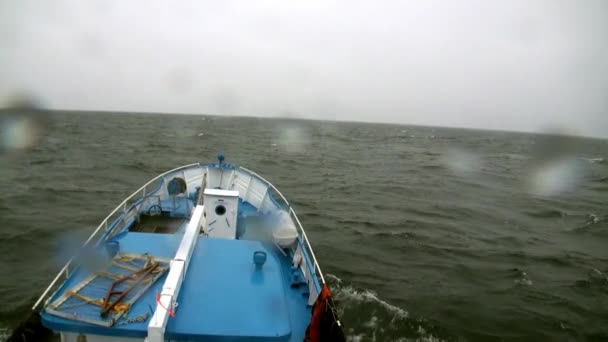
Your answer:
1,0 -> 607,137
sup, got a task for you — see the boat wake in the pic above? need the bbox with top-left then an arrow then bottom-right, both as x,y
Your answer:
326,274 -> 447,342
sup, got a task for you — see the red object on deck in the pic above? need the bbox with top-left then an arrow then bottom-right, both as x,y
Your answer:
155,293 -> 176,317
305,285 -> 345,342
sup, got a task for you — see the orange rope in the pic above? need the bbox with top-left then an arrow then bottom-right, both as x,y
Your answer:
155,293 -> 175,317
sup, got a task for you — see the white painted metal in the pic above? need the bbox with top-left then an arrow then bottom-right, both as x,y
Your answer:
221,169 -> 236,189
290,208 -> 320,275
259,189 -> 278,214
147,205 -> 205,342
203,189 -> 239,197
182,167 -> 206,191
232,172 -> 252,199
244,176 -> 268,209
294,243 -> 320,305
206,167 -> 223,189
272,211 -> 299,248
203,189 -> 239,239
238,167 -> 291,206
239,167 -> 326,285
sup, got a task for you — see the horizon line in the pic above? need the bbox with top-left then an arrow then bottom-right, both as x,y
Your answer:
47,108 -> 607,141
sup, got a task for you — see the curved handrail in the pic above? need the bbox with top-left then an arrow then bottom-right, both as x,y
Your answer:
32,163 -> 201,311
239,167 -> 326,285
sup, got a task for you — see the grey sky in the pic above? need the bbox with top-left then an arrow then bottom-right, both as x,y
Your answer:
1,0 -> 607,137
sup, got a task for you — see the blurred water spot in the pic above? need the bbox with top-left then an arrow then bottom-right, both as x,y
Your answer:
442,148 -> 481,175
529,158 -> 585,197
53,231 -> 107,273
0,96 -> 50,156
524,131 -> 589,197
1,117 -> 35,150
274,124 -> 311,154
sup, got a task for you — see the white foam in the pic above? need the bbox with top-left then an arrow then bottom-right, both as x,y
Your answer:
363,315 -> 379,329
588,214 -> 600,225
590,268 -> 608,283
329,274 -> 448,342
581,157 -> 604,164
514,271 -> 533,286
394,333 -> 445,342
346,333 -> 365,342
0,327 -> 10,342
333,284 -> 409,320
326,273 -> 343,284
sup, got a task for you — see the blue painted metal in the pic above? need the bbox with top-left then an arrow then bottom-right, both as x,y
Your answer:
104,240 -> 120,257
40,162 -> 323,341
165,239 -> 294,341
42,234 -> 313,341
253,250 -> 268,268
167,177 -> 187,195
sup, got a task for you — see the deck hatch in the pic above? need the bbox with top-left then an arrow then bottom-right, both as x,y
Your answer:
45,253 -> 169,327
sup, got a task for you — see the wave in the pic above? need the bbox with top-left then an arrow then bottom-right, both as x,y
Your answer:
370,231 -> 419,240
334,285 -> 408,322
28,185 -> 123,196
326,274 -> 448,342
573,268 -> 608,293
488,153 -> 530,161
582,213 -> 602,226
28,158 -> 54,165
589,268 -> 608,284
524,209 -> 567,218
569,214 -> 607,235
123,160 -> 150,171
581,157 -> 605,164
512,269 -> 533,286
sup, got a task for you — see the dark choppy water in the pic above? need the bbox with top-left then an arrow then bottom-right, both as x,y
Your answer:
1,111 -> 607,341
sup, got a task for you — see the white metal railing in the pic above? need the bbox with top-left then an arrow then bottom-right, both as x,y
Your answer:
32,163 -> 202,311
239,167 -> 326,285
